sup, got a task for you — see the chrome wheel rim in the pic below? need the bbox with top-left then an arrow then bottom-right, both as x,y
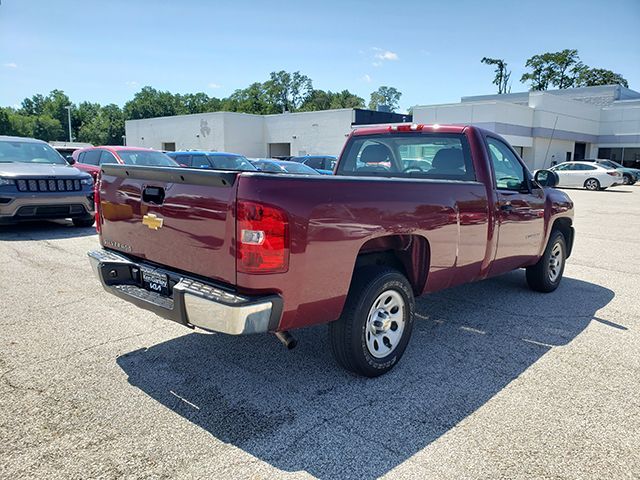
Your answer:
548,241 -> 563,282
365,290 -> 405,358
585,179 -> 598,190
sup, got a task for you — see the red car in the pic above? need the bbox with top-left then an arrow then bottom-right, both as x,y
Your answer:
89,124 -> 574,377
70,146 -> 177,180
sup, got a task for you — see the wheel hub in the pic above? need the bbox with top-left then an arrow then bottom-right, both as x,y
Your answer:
365,290 -> 406,358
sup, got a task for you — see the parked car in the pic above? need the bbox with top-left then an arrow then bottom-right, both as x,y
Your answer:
583,158 -> 639,185
71,146 -> 177,180
251,159 -> 321,174
88,124 -> 574,377
548,161 -> 622,190
0,135 -> 95,227
290,155 -> 337,175
166,151 -> 257,172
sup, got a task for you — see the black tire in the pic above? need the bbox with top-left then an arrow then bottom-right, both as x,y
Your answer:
623,174 -> 632,185
584,178 -> 600,191
329,266 -> 415,377
72,216 -> 95,228
526,230 -> 567,293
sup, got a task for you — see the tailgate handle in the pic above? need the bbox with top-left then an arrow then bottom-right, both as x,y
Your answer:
142,186 -> 165,205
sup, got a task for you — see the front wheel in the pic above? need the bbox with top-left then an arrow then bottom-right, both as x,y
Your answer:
584,178 -> 600,191
526,230 -> 567,292
329,266 -> 415,377
622,174 -> 632,185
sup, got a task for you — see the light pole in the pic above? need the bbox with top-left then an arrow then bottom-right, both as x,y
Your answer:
64,106 -> 73,143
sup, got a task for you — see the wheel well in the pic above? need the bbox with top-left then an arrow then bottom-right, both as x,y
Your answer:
552,217 -> 574,257
353,235 -> 430,295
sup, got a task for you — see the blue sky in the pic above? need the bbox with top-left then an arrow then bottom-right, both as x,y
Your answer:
1,0 -> 639,112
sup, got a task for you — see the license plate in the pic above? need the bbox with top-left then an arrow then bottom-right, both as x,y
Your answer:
142,270 -> 169,296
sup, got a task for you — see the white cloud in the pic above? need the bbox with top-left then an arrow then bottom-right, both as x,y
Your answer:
372,62 -> 382,67
362,74 -> 371,83
125,80 -> 139,87
375,50 -> 398,61
208,82 -> 222,89
3,62 -> 18,69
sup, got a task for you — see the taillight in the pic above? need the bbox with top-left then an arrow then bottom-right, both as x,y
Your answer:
94,179 -> 101,233
607,171 -> 618,176
237,201 -> 289,274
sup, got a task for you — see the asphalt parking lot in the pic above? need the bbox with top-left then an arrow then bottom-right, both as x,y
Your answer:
1,186 -> 639,480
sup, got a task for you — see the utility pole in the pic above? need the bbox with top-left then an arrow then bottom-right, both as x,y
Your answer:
64,105 -> 73,142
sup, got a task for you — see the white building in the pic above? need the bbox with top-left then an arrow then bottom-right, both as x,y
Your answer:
125,109 -> 409,158
412,85 -> 640,170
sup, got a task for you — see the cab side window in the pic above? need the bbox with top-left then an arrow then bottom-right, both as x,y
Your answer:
99,150 -> 118,165
487,137 -> 527,191
83,150 -> 101,166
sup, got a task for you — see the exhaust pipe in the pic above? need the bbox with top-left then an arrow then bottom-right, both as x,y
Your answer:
275,331 -> 297,350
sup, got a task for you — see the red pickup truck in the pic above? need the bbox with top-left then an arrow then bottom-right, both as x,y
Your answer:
89,124 -> 573,376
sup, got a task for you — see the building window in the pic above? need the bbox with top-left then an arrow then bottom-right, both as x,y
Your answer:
162,142 -> 176,152
597,147 -> 623,162
623,148 -> 640,168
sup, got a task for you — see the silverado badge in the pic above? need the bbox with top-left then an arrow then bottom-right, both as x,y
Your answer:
142,213 -> 164,230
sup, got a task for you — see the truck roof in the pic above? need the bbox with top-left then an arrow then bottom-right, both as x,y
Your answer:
352,124 -> 467,136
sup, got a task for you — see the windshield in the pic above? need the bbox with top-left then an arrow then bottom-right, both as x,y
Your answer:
0,140 -> 67,165
117,150 -> 177,166
599,160 -> 620,169
208,154 -> 257,171
281,162 -> 321,174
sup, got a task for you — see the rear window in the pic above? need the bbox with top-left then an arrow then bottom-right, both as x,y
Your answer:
117,150 -> 177,166
337,133 -> 474,181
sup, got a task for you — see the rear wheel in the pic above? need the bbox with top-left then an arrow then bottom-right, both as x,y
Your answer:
584,178 -> 600,191
526,230 -> 566,292
623,174 -> 632,185
329,266 -> 415,377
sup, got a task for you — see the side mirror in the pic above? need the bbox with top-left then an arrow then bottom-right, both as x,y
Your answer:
534,169 -> 559,187
66,156 -> 76,165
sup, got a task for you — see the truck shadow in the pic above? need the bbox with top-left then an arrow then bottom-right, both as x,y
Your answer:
0,220 -> 97,241
116,272 -> 615,479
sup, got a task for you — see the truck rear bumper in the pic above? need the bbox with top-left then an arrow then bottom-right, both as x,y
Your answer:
88,249 -> 283,335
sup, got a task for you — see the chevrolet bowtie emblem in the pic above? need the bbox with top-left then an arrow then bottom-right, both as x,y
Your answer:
142,213 -> 164,230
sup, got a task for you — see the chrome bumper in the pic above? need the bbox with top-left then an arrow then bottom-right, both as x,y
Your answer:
88,249 -> 282,335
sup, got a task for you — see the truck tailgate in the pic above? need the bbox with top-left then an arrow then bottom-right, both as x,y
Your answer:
98,165 -> 238,286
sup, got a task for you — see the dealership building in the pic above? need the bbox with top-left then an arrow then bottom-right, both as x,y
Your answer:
125,109 -> 410,158
412,85 -> 640,170
125,85 -> 640,169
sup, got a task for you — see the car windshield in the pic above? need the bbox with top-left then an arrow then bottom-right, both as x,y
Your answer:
280,162 -> 321,174
0,140 -> 66,164
208,154 -> 257,171
116,150 -> 177,166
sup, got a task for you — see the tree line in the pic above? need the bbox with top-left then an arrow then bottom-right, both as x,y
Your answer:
481,49 -> 628,94
0,71 -> 402,145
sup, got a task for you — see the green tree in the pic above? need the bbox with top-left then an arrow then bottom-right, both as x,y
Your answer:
481,57 -> 511,94
20,94 -> 46,116
300,89 -> 364,111
222,82 -> 273,114
0,108 -> 12,135
32,115 -> 64,141
123,86 -> 182,120
368,86 -> 402,111
521,49 -> 582,90
41,89 -> 73,141
575,67 -> 628,88
264,71 -> 313,112
329,90 -> 365,109
180,92 -> 222,114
